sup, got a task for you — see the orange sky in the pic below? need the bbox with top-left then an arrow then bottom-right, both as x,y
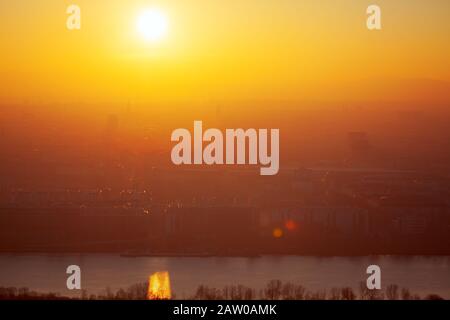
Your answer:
0,0 -> 449,105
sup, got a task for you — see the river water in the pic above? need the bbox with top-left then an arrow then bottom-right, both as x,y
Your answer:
0,255 -> 449,298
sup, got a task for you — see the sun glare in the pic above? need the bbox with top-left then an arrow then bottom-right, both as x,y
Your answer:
148,271 -> 172,300
137,8 -> 169,42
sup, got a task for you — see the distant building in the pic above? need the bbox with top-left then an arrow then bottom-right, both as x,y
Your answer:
347,131 -> 371,163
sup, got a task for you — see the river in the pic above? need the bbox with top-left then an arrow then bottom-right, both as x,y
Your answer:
0,255 -> 449,298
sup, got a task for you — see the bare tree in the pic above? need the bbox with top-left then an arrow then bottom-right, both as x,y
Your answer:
264,280 -> 283,300
385,284 -> 399,300
341,287 -> 356,300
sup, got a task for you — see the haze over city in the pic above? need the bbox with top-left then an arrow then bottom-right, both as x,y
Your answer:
0,0 -> 449,301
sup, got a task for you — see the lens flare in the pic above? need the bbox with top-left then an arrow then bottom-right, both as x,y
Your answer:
285,219 -> 298,231
273,228 -> 283,238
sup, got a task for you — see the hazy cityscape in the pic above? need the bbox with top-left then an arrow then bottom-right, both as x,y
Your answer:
1,0 -> 449,304
0,103 -> 449,256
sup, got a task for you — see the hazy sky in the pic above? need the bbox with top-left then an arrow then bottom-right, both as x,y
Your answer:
0,0 -> 449,103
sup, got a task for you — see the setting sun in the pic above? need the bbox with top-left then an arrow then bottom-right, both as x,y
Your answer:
136,8 -> 169,42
